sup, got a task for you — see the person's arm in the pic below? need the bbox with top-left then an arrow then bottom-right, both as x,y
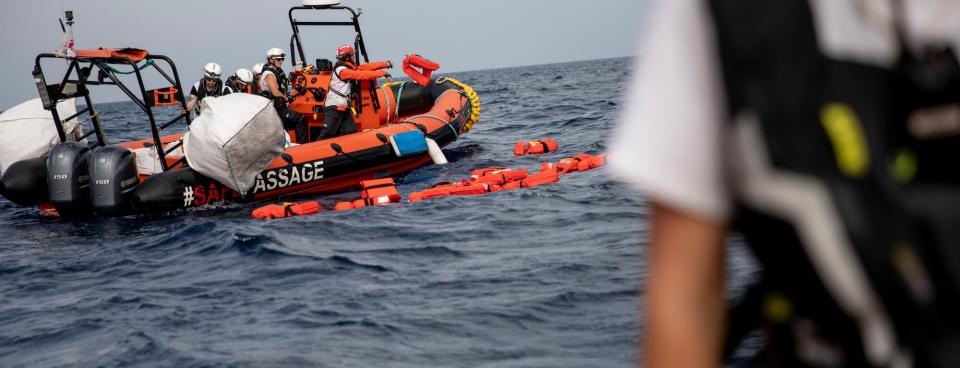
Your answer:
645,201 -> 727,368
265,73 -> 284,98
356,61 -> 391,71
337,67 -> 387,81
607,0 -> 730,365
185,94 -> 198,112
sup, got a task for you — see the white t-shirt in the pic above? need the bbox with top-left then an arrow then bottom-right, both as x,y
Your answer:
609,0 -> 960,222
608,0 -> 729,221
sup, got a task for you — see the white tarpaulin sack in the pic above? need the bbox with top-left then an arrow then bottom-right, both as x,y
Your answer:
183,93 -> 285,193
0,98 -> 82,172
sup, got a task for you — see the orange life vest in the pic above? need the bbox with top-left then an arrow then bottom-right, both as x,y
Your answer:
251,200 -> 322,219
501,168 -> 560,190
472,168 -> 528,186
446,183 -> 489,196
360,178 -> 401,205
402,54 -> 440,86
334,178 -> 401,211
543,153 -> 606,174
408,186 -> 452,203
408,181 -> 491,203
470,167 -> 507,178
334,201 -> 355,211
514,138 -> 559,156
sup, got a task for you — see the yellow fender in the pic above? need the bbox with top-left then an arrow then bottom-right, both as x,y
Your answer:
440,77 -> 481,134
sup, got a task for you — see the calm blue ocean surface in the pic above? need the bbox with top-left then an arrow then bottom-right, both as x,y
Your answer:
0,58 -> 759,367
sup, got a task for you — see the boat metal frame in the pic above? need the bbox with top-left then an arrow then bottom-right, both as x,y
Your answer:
288,5 -> 371,68
32,52 -> 192,172
287,5 -> 382,115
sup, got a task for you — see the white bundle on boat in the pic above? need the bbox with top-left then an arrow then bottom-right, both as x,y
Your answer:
0,98 -> 83,172
183,93 -> 285,193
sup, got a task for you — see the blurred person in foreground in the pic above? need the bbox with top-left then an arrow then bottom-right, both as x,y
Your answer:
610,0 -> 960,367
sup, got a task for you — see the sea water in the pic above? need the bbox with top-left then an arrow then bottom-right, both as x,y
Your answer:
0,58 -> 760,367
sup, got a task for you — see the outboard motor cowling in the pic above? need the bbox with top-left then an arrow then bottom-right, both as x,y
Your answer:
89,145 -> 138,216
47,141 -> 91,217
1,157 -> 49,206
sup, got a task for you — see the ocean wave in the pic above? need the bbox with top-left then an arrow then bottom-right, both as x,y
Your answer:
0,57 -> 673,368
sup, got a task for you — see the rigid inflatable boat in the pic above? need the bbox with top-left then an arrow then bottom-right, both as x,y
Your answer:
0,3 -> 480,217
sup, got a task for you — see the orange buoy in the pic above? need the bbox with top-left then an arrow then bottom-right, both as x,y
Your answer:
514,138 -> 558,156
402,54 -> 441,86
252,200 -> 322,219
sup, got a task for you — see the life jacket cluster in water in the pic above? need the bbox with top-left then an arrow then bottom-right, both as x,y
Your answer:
250,178 -> 401,219
407,152 -> 604,203
514,138 -> 558,156
333,178 -> 402,211
251,200 -> 323,219
250,138 -> 605,218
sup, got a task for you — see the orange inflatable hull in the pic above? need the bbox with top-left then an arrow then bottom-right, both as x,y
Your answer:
131,77 -> 479,213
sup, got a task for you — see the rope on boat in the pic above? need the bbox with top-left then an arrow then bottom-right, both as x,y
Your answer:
380,78 -> 480,133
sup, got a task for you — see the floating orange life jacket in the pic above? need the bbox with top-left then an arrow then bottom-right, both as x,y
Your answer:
446,183 -> 489,196
252,200 -> 322,219
334,198 -> 373,211
543,153 -> 606,174
408,181 -> 491,203
514,138 -> 559,156
470,167 -> 508,178
334,201 -> 355,211
473,168 -> 528,186
408,186 -> 451,203
501,168 -> 560,190
335,178 -> 402,211
578,153 -> 605,171
360,178 -> 402,206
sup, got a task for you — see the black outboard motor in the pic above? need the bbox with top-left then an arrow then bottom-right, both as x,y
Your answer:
47,141 -> 91,217
89,145 -> 138,216
0,157 -> 49,206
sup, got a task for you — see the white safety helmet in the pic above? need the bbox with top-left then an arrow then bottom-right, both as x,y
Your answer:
252,63 -> 264,75
203,62 -> 222,79
235,68 -> 254,84
265,48 -> 286,60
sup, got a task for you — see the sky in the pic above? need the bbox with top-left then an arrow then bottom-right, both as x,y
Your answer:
0,0 -> 648,108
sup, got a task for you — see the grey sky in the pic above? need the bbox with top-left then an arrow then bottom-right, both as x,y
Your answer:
0,0 -> 647,108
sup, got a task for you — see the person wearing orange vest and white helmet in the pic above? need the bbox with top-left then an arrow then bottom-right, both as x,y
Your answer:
320,44 -> 392,139
259,48 -> 308,143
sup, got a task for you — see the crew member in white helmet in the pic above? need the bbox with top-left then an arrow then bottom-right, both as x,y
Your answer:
223,68 -> 255,95
251,63 -> 264,94
259,48 -> 308,143
185,62 -> 223,115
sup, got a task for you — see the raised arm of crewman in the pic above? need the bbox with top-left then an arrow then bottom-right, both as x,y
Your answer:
336,64 -> 389,81
355,61 -> 392,71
